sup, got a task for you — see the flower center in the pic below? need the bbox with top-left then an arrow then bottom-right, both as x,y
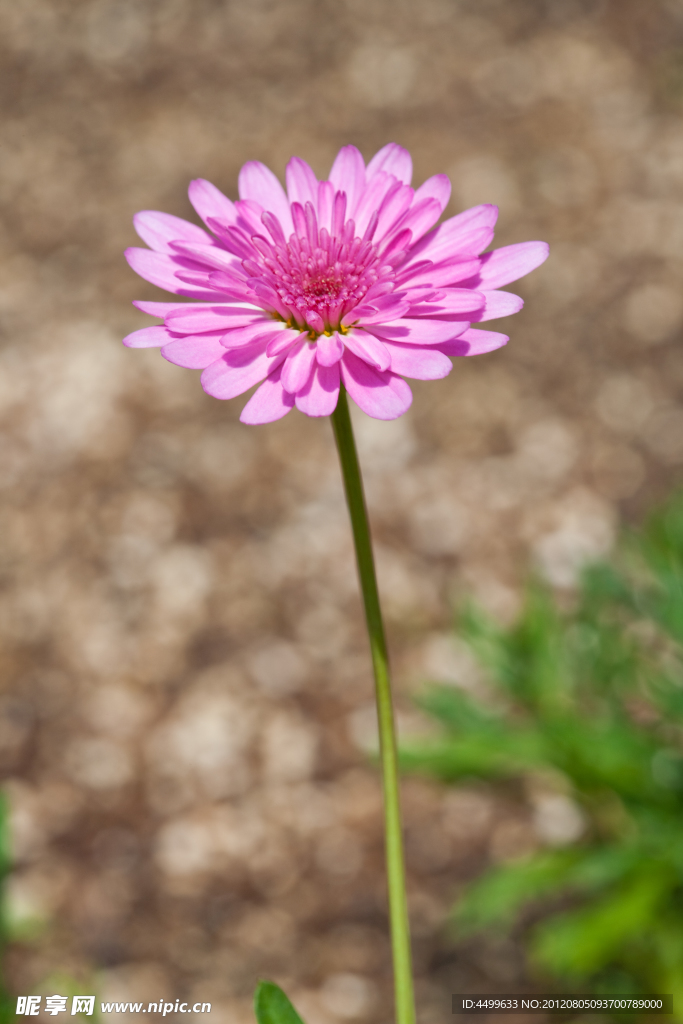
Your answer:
242,201 -> 395,332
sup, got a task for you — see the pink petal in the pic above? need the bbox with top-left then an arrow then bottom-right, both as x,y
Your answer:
383,341 -> 453,380
237,161 -> 294,236
318,181 -> 334,233
188,179 -> 238,230
476,242 -> 549,289
281,338 -> 317,393
341,351 -> 413,420
161,334 -> 228,369
413,174 -> 451,214
220,322 -> 288,349
123,325 -> 169,348
240,365 -> 295,424
169,240 -> 243,275
133,211 -> 211,254
329,145 -> 366,217
266,330 -> 306,357
409,204 -> 499,265
286,157 -> 319,208
366,143 -> 413,185
475,290 -> 524,321
367,318 -> 470,346
348,298 -> 411,326
354,173 -> 402,237
134,300 -> 194,317
165,305 -> 266,334
398,257 -> 482,289
375,183 -> 414,239
438,328 -> 508,356
407,289 -> 484,316
316,332 -> 344,366
295,363 -> 341,417
201,341 -> 286,400
389,197 -> 443,245
343,330 -> 391,371
125,248 -> 220,299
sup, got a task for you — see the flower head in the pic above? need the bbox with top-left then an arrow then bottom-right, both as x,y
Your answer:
124,144 -> 548,423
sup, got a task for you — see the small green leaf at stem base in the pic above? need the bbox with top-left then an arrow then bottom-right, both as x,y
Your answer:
254,981 -> 306,1024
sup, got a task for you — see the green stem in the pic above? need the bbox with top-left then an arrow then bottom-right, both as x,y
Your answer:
330,386 -> 416,1024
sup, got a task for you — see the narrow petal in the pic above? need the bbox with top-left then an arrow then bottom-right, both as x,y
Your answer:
408,204 -> 499,265
237,161 -> 294,235
474,290 -> 524,321
134,300 -> 193,317
407,288 -> 484,317
366,143 -> 413,185
133,211 -> 211,254
125,248 -> 219,299
438,328 -> 508,356
383,341 -> 453,380
161,334 -> 228,369
281,339 -> 317,393
348,298 -> 411,326
367,318 -> 470,346
240,365 -> 295,424
220,322 -> 288,349
316,332 -> 344,366
165,305 -> 267,334
398,257 -> 482,289
341,351 -> 413,420
387,197 -> 443,245
354,173 -> 402,237
123,325 -> 169,348
201,341 -> 286,400
329,145 -> 366,216
188,179 -> 238,230
169,240 -> 244,275
476,242 -> 549,289
343,330 -> 391,371
266,330 -> 305,357
375,183 -> 414,239
295,363 -> 341,417
413,174 -> 451,214
286,157 -> 319,209
318,181 -> 334,233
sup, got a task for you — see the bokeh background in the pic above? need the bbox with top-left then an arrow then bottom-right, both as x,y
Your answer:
2,0 -> 683,1020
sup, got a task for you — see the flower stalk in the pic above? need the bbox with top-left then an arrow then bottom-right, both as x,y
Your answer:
330,385 -> 416,1024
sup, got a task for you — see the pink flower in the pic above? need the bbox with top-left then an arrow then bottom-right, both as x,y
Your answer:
124,144 -> 548,423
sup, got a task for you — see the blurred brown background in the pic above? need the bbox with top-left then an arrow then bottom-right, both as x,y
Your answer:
2,0 -> 683,1020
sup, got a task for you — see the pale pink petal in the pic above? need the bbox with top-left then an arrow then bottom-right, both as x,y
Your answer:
266,330 -> 306,357
383,341 -> 453,380
161,334 -> 228,369
407,289 -> 484,316
316,332 -> 344,366
354,173 -> 402,236
125,248 -> 219,299
281,338 -> 317,393
220,322 -> 288,349
408,204 -> 499,265
188,179 -> 238,229
201,341 -> 286,400
398,257 -> 482,289
295,363 -> 341,416
165,305 -> 267,334
123,325 -> 169,348
367,318 -> 470,346
134,300 -> 194,317
438,328 -> 508,356
286,157 -> 319,208
348,298 -> 411,326
413,174 -> 451,213
317,181 -> 334,233
343,330 -> 391,371
375,183 -> 414,239
366,143 -> 413,185
240,365 -> 295,424
341,351 -> 413,420
474,290 -> 524,321
133,211 -> 211,254
169,240 -> 244,275
237,161 -> 294,235
329,145 -> 366,217
388,197 -> 443,245
476,241 -> 549,289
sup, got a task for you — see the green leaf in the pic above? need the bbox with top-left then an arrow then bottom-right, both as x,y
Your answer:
254,982 -> 306,1024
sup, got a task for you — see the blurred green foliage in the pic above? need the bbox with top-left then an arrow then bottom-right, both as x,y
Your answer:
401,492 -> 683,1014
